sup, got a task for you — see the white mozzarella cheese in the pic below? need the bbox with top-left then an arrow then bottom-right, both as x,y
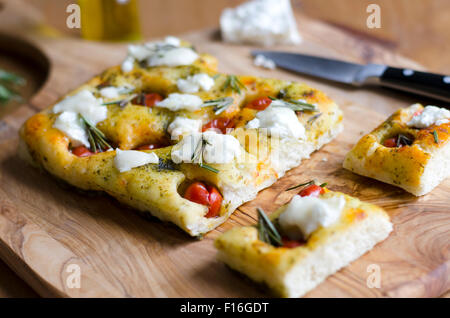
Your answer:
156,93 -> 203,112
407,105 -> 450,128
245,105 -> 306,139
171,131 -> 242,164
220,0 -> 301,46
279,195 -> 346,239
167,117 -> 202,140
177,73 -> 215,93
114,149 -> 159,173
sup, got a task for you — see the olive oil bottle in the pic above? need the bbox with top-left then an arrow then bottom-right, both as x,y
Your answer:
78,0 -> 142,42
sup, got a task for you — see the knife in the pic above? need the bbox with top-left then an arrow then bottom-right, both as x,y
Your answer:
252,51 -> 450,103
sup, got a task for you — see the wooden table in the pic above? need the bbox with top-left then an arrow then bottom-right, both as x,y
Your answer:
0,0 -> 449,298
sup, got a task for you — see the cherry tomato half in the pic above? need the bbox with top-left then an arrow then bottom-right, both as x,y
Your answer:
133,93 -> 163,107
246,97 -> 272,111
383,138 -> 397,148
72,146 -> 94,157
282,237 -> 305,248
202,118 -> 234,134
184,182 -> 223,218
299,184 -> 325,197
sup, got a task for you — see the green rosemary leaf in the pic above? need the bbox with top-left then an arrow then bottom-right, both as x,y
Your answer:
102,93 -> 138,108
307,113 -> 323,125
257,208 -> 282,247
397,134 -> 413,147
80,115 -> 112,152
157,158 -> 178,171
269,97 -> 318,112
191,135 -> 220,173
433,130 -> 439,144
199,163 -> 219,174
202,97 -> 234,115
319,182 -> 328,188
223,75 -> 246,94
0,84 -> 13,102
286,180 -> 315,191
0,69 -> 25,85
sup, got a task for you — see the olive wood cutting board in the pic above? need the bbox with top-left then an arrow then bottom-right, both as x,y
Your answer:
0,13 -> 448,297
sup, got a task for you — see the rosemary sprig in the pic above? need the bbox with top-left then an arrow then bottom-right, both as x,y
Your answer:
257,208 -> 282,247
397,134 -> 413,147
307,112 -> 322,125
79,115 -> 112,152
286,180 -> 316,191
157,158 -> 178,171
0,69 -> 25,104
0,69 -> 26,85
102,93 -> 138,108
191,135 -> 219,174
432,130 -> 439,144
202,97 -> 234,115
319,182 -> 328,188
268,97 -> 318,112
223,75 -> 246,94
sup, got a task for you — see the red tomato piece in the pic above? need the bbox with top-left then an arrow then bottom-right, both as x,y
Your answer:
202,118 -> 234,134
383,138 -> 397,148
72,146 -> 94,157
282,237 -> 305,248
144,93 -> 163,107
133,93 -> 163,107
246,97 -> 272,110
299,184 -> 325,197
205,185 -> 223,218
184,182 -> 223,218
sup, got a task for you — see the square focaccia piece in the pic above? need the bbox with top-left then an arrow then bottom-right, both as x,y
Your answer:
344,104 -> 450,196
214,183 -> 392,297
19,37 -> 342,237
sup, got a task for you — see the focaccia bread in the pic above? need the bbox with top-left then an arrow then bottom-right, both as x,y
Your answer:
214,182 -> 392,297
19,37 -> 343,236
344,104 -> 450,196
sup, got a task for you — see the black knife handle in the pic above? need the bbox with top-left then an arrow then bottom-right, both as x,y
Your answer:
379,67 -> 450,103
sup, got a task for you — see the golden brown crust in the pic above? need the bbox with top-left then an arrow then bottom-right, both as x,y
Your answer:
19,41 -> 343,236
344,104 -> 450,195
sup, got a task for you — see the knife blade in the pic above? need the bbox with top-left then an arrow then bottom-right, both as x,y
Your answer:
252,51 -> 450,103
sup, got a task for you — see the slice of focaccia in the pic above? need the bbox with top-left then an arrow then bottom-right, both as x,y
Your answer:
214,182 -> 392,297
344,104 -> 450,196
19,37 -> 343,236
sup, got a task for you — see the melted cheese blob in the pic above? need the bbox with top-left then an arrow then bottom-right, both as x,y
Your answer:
171,131 -> 242,164
246,105 -> 306,139
114,149 -> 159,173
52,90 -> 107,147
177,73 -> 215,93
156,93 -> 204,112
167,117 -> 202,140
278,195 -> 346,240
407,105 -> 450,128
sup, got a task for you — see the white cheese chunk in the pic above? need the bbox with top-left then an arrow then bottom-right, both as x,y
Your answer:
167,117 -> 202,140
407,105 -> 450,128
121,36 -> 198,72
156,93 -> 203,112
279,195 -> 346,240
147,47 -> 199,67
53,111 -> 89,147
253,54 -> 276,70
220,0 -> 302,46
245,105 -> 306,139
99,85 -> 135,99
114,149 -> 159,173
52,90 -> 107,126
52,90 -> 107,146
171,131 -> 242,164
177,73 -> 215,93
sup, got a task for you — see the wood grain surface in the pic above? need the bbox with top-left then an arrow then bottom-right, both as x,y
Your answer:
0,11 -> 448,297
